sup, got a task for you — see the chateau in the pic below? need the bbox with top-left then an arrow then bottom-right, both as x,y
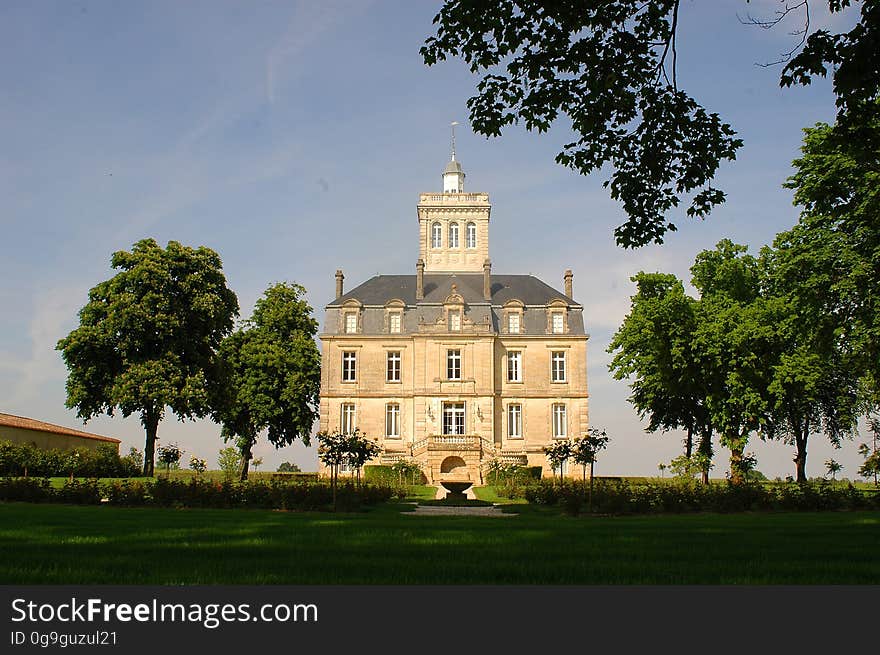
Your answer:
318,146 -> 589,482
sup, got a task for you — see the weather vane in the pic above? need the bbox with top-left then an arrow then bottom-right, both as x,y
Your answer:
450,121 -> 459,160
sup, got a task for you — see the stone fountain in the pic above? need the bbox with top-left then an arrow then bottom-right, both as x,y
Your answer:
440,480 -> 473,501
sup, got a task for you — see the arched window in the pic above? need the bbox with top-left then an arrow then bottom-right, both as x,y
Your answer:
449,222 -> 459,248
431,222 -> 442,248
466,222 -> 476,248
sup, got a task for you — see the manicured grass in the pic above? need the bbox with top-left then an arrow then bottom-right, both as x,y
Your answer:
472,485 -> 528,504
1,502 -> 878,584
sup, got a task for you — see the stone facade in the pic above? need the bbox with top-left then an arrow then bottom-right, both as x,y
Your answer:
318,154 -> 589,483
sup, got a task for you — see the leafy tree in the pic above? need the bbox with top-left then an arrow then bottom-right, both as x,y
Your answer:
690,240 -> 771,484
210,282 -> 321,481
543,440 -> 573,480
857,417 -> 880,485
217,446 -> 242,481
825,458 -> 843,480
608,271 -> 714,482
121,447 -> 144,475
317,430 -> 348,510
343,430 -> 382,487
189,456 -> 207,476
571,427 -> 610,513
781,108 -> 880,405
156,443 -> 182,476
277,461 -> 301,473
391,459 -> 423,486
56,239 -> 239,476
658,462 -> 667,479
421,1 -> 876,247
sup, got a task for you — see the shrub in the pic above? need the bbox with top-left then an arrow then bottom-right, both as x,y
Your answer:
0,477 -> 52,502
56,479 -> 102,505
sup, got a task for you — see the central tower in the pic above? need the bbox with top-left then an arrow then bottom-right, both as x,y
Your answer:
417,148 -> 491,273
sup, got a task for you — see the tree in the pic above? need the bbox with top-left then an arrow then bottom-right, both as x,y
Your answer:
422,1 -> 877,248
210,282 -> 321,481
156,443 -> 182,476
658,462 -> 667,479
571,427 -> 610,513
251,457 -> 263,474
217,447 -> 242,482
343,430 -> 382,487
690,240 -> 772,485
857,417 -> 880,485
608,271 -> 715,482
56,239 -> 239,476
825,458 -> 843,480
317,430 -> 348,510
781,108 -> 880,406
277,461 -> 301,473
543,440 -> 573,480
189,456 -> 207,476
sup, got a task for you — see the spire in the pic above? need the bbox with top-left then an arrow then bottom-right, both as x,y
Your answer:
443,121 -> 465,193
451,121 -> 458,161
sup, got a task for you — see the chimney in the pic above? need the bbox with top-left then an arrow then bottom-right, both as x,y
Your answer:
483,259 -> 492,301
564,269 -> 573,298
335,270 -> 344,300
416,259 -> 425,300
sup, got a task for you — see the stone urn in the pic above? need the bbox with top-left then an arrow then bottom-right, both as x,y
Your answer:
440,480 -> 473,501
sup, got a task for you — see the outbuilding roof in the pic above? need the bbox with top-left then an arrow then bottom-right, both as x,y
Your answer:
0,412 -> 121,443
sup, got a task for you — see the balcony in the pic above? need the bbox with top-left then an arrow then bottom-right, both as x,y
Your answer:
411,435 -> 495,456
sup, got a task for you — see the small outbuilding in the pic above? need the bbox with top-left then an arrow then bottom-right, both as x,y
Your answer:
0,412 -> 120,453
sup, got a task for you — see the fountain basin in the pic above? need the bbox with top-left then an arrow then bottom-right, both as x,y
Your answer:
440,480 -> 473,501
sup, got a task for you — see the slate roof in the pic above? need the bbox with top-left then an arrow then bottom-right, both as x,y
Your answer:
329,274 -> 577,307
0,412 -> 120,443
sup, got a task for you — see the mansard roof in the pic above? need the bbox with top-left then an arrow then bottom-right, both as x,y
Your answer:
329,274 -> 577,307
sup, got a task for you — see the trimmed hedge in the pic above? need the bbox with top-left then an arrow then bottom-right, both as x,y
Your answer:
0,477 -> 395,512
519,478 -> 880,515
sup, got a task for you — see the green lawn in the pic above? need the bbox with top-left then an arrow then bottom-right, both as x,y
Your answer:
2,502 -> 878,584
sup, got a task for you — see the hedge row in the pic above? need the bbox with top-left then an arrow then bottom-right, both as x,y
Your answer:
519,478 -> 880,515
0,477 -> 396,512
0,440 -> 140,478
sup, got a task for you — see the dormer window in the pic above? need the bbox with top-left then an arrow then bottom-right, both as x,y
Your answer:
389,313 -> 401,333
508,313 -> 520,334
466,222 -> 476,248
345,313 -> 357,334
449,222 -> 459,248
432,222 -> 442,248
449,310 -> 461,331
552,312 -> 564,334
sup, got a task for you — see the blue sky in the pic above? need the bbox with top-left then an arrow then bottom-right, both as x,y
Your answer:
0,0 -> 869,479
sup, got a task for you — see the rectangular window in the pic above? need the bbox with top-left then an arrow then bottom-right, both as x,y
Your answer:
386,351 -> 401,382
508,404 -> 522,439
508,313 -> 520,334
345,313 -> 357,334
449,310 -> 461,331
551,351 -> 566,382
552,403 -> 567,439
342,351 -> 357,382
507,351 -> 522,382
389,313 -> 401,333
446,349 -> 462,380
552,312 -> 564,334
442,402 -> 465,435
385,403 -> 400,438
341,403 -> 356,435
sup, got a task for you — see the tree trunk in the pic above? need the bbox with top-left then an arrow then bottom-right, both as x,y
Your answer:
142,409 -> 159,477
698,427 -> 713,485
684,425 -> 693,459
794,425 -> 808,484
728,442 -> 744,485
239,442 -> 253,482
589,461 -> 595,513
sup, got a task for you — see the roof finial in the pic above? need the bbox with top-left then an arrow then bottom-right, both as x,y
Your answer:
450,121 -> 459,161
